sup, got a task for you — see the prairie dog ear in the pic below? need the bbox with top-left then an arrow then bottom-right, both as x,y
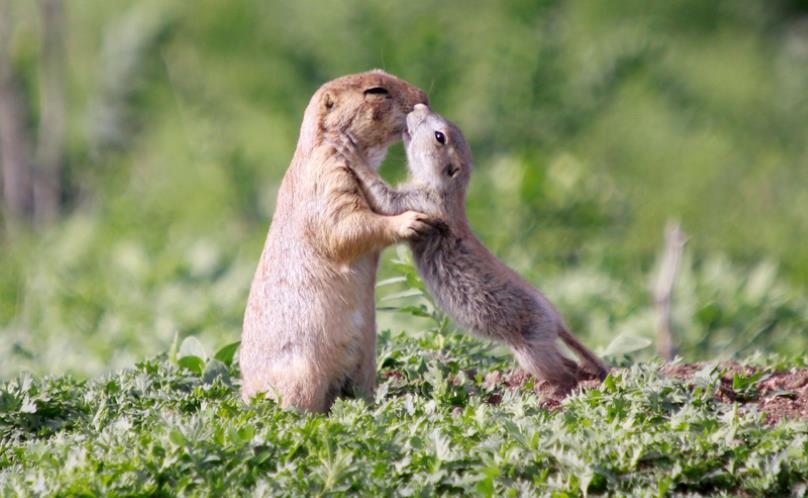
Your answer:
323,91 -> 335,111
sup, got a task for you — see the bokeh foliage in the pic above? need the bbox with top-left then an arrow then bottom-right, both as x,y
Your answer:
0,0 -> 806,377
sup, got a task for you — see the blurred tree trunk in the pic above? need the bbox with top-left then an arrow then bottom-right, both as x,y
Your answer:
0,0 -> 34,226
34,0 -> 66,224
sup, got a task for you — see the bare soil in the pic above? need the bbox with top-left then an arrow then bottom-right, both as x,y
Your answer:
482,362 -> 808,425
663,361 -> 808,425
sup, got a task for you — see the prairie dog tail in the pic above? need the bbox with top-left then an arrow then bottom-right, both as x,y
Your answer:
558,327 -> 610,380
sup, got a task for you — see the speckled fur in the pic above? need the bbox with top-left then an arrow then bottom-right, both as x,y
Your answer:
240,71 -> 429,412
332,105 -> 608,394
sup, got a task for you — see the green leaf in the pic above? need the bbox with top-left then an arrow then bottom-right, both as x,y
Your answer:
177,355 -> 205,375
732,370 -> 764,391
178,336 -> 208,361
602,334 -> 653,357
381,289 -> 423,301
203,359 -> 230,384
398,305 -> 431,318
169,428 -> 186,446
214,341 -> 240,366
376,276 -> 407,288
168,331 -> 180,364
475,475 -> 495,497
404,272 -> 425,291
602,371 -> 617,391
19,396 -> 37,414
235,425 -> 255,444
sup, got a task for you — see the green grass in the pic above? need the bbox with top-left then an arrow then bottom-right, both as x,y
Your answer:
2,331 -> 806,497
3,255 -> 806,495
2,266 -> 807,496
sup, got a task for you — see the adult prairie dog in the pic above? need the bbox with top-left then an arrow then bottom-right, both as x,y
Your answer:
240,71 -> 430,412
330,104 -> 609,393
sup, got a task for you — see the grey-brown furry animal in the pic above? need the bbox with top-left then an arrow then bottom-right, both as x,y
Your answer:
329,104 -> 609,393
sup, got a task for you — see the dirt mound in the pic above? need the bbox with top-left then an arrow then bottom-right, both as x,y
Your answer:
664,361 -> 808,425
483,368 -> 604,408
484,362 -> 808,425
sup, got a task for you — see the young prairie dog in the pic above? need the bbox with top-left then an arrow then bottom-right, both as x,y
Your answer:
330,104 -> 609,393
240,70 -> 430,412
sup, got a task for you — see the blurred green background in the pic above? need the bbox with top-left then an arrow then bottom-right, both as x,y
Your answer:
0,0 -> 806,378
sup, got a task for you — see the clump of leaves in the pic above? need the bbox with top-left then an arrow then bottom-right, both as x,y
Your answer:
2,332 -> 805,496
730,369 -> 767,403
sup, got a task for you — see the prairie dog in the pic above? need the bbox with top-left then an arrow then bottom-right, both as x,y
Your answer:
240,71 -> 429,412
330,104 -> 609,393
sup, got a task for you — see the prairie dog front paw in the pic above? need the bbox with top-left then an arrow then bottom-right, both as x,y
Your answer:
327,132 -> 370,171
392,211 -> 434,240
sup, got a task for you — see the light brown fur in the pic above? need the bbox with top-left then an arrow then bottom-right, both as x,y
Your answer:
330,105 -> 609,394
240,70 -> 429,412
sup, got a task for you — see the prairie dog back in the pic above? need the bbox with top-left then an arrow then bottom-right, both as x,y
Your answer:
332,104 -> 608,393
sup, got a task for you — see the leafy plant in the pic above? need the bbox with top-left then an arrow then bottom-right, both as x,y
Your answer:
1,338 -> 805,496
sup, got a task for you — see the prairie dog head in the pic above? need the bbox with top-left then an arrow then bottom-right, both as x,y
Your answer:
404,104 -> 472,195
298,70 -> 428,169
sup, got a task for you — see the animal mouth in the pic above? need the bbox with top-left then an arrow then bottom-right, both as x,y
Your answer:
403,113 -> 426,146
402,128 -> 411,146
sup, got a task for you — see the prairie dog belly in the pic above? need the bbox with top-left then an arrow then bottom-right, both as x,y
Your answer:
294,251 -> 377,375
240,243 -> 378,399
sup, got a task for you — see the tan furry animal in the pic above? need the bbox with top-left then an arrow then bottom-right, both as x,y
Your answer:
330,104 -> 609,394
240,70 -> 429,412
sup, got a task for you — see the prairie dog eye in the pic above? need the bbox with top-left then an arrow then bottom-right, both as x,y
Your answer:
364,87 -> 389,95
434,131 -> 446,144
